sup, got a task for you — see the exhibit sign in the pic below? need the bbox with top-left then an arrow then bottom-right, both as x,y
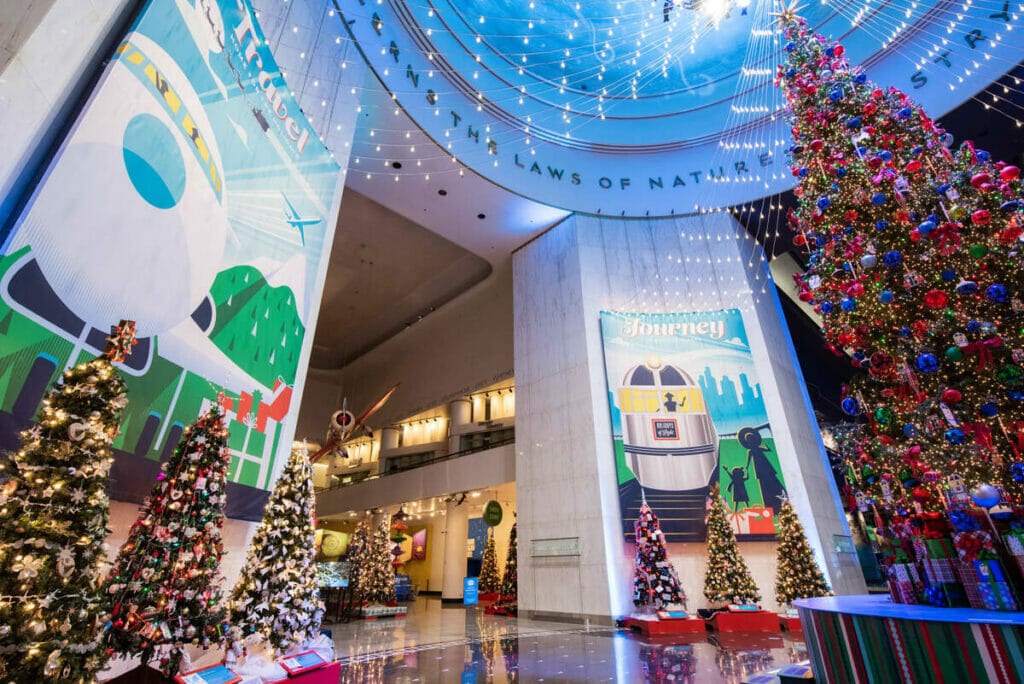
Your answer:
0,0 -> 341,517
599,310 -> 789,542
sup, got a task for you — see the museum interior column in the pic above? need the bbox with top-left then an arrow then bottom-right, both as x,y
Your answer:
512,212 -> 866,621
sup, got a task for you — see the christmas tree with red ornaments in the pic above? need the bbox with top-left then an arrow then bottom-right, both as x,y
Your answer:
102,404 -> 231,675
632,500 -> 686,611
778,0 -> 1024,516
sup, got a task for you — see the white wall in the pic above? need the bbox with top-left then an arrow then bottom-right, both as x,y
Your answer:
0,0 -> 134,229
513,213 -> 865,620
296,263 -> 515,437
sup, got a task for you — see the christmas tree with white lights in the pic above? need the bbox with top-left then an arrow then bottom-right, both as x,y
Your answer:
774,500 -> 832,606
229,446 -> 324,653
357,519 -> 395,605
478,531 -> 501,593
704,486 -> 760,605
0,321 -> 134,682
102,405 -> 231,675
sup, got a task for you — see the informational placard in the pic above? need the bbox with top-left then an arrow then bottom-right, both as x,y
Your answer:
0,0 -> 341,518
599,310 -> 790,543
727,604 -> 761,612
279,650 -> 327,675
463,577 -> 479,605
656,610 -> 689,620
530,537 -> 581,557
175,664 -> 241,684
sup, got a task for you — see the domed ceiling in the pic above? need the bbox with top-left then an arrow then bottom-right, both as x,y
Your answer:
340,0 -> 1024,216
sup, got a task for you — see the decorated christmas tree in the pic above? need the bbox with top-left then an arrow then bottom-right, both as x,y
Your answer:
345,521 -> 370,605
101,404 -> 231,675
499,521 -> 517,601
0,321 -> 134,682
632,501 -> 686,611
778,1 -> 1024,511
704,486 -> 760,605
228,446 -> 323,654
774,500 -> 832,605
356,518 -> 395,605
478,531 -> 501,593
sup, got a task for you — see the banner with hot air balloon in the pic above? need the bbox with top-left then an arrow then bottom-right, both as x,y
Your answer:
0,0 -> 341,518
600,309 -> 789,542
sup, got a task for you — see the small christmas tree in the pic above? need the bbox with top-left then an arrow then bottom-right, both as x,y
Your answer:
357,518 -> 395,605
345,521 -> 369,604
228,447 -> 324,654
499,521 -> 517,601
774,500 -> 832,606
633,501 -> 686,611
0,320 -> 133,682
478,530 -> 501,593
102,404 -> 231,675
704,486 -> 760,605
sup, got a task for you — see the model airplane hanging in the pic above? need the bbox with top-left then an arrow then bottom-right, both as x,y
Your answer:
309,383 -> 399,463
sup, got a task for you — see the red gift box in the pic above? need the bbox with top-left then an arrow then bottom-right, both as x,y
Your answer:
956,561 -> 987,609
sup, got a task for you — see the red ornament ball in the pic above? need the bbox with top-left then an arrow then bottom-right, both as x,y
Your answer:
923,289 -> 948,308
1000,165 -> 1020,181
972,209 -> 991,225
941,389 -> 962,404
971,172 -> 991,188
910,486 -> 933,503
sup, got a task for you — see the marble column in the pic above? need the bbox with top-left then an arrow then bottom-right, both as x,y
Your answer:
440,501 -> 469,601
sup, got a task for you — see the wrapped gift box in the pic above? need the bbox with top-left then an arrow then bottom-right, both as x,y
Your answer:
953,530 -> 996,563
974,559 -> 1007,583
1004,532 -> 1024,556
978,582 -> 1019,611
922,557 -> 957,584
956,561 -> 987,609
727,507 -> 776,536
889,579 -> 918,604
924,538 -> 955,559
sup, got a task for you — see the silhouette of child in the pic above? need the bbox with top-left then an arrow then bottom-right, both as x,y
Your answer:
737,427 -> 787,509
724,465 -> 751,509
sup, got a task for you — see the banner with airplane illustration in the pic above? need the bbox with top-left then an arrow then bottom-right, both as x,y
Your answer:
599,310 -> 789,542
0,0 -> 340,517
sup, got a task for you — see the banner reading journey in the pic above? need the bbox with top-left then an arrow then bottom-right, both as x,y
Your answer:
0,0 -> 340,518
600,310 -> 789,542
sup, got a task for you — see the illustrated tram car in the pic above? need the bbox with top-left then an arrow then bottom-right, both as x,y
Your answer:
618,359 -> 718,491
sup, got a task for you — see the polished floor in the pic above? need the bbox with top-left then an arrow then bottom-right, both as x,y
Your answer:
326,597 -> 807,683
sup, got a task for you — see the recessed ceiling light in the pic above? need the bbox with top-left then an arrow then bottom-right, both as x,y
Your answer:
477,213 -> 486,219
438,189 -> 448,196
391,161 -> 402,169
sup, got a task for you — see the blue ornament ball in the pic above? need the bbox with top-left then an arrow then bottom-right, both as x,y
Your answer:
841,297 -> 857,312
820,301 -> 834,314
899,327 -> 911,338
977,150 -> 991,162
879,290 -> 894,304
871,192 -> 887,205
841,397 -> 860,415
945,428 -> 966,445
798,167 -> 809,177
879,150 -> 893,162
918,221 -> 936,235
1008,389 -> 1024,401
1011,462 -> 1024,483
784,41 -> 796,52
861,254 -> 878,269
937,183 -> 950,196
941,269 -> 957,282
855,72 -> 867,84
836,167 -> 848,178
969,483 -> 1000,508
786,67 -> 797,78
883,251 -> 903,267
967,321 -> 982,333
916,353 -> 939,373
903,423 -> 918,437
875,220 -> 889,231
817,196 -> 831,210
986,284 -> 1009,303
829,89 -> 843,102
847,116 -> 862,129
956,280 -> 978,296
979,402 -> 999,417
898,107 -> 913,119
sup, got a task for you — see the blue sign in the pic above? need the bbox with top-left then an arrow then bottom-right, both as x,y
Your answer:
463,577 -> 479,605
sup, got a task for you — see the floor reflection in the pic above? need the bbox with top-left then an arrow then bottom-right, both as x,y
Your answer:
330,598 -> 806,683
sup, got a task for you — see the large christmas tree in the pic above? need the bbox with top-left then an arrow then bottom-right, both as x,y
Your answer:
704,486 -> 760,605
0,321 -> 134,682
102,405 -> 231,675
774,500 -> 832,605
779,1 -> 1024,510
478,531 -> 501,593
229,447 -> 323,654
356,518 -> 395,605
632,501 -> 686,611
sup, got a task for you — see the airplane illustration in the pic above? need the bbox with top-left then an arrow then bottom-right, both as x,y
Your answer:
282,193 -> 322,245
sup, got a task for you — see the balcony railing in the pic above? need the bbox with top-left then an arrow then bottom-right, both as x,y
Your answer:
316,435 -> 515,493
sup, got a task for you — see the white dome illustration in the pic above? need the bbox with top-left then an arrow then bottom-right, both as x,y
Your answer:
12,32 -> 228,335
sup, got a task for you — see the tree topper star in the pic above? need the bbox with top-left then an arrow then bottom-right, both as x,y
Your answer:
771,0 -> 805,27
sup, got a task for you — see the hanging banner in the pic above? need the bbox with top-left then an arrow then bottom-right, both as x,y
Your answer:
600,310 -> 789,542
0,0 -> 341,518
